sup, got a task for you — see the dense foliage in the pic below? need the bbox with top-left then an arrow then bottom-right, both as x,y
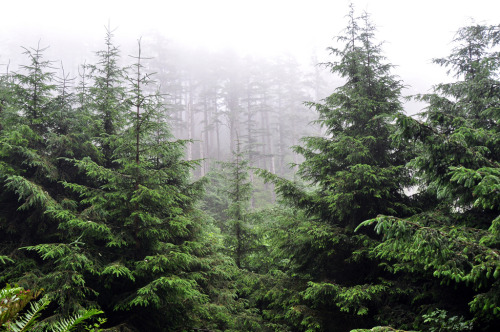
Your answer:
358,23 -> 500,331
0,30 -> 231,331
1,7 -> 499,332
256,7 -> 417,331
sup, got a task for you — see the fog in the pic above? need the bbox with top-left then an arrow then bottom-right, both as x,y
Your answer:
3,1 -> 500,78
1,0 -> 499,175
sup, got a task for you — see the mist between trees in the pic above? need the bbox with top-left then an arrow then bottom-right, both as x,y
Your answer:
141,35 -> 326,180
2,29 -> 331,178
0,6 -> 499,332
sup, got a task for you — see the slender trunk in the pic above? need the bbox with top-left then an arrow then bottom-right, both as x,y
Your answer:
229,94 -> 239,154
186,84 -> 193,161
214,87 -> 221,160
260,104 -> 267,171
202,94 -> 209,175
246,86 -> 255,208
263,95 -> 276,201
189,85 -> 195,159
216,118 -> 221,161
278,86 -> 285,175
291,108 -> 299,172
235,147 -> 242,268
199,139 -> 205,177
134,42 -> 142,253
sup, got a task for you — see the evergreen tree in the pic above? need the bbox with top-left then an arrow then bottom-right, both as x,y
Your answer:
223,142 -> 255,269
0,44 -> 63,287
86,26 -> 128,168
0,35 -> 231,331
259,7 -> 414,331
359,24 -> 500,331
202,139 -> 262,269
11,43 -> 57,137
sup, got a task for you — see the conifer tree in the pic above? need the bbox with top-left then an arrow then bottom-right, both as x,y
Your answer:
87,26 -> 127,168
12,43 -> 57,137
0,44 -> 63,287
18,38 -> 210,329
202,139 -> 262,269
259,7 -> 414,331
223,141 -> 254,268
359,24 -> 500,331
0,35 -> 233,331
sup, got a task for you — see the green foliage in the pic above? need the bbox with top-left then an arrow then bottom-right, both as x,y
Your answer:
0,257 -> 14,265
255,6 -> 415,331
350,327 -> 412,332
422,309 -> 474,332
303,280 -> 394,316
202,142 -> 263,271
49,309 -> 104,332
0,285 -> 104,332
2,296 -> 50,332
0,31 -> 231,331
357,23 -> 500,331
11,43 -> 56,137
0,285 -> 42,326
2,12 -> 499,332
85,27 -> 128,168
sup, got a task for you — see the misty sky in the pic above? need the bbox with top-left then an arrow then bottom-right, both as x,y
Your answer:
1,0 -> 500,110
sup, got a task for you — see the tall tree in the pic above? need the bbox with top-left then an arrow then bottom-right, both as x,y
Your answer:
359,23 -> 500,331
12,43 -> 56,137
87,26 -> 127,168
0,45 -> 62,288
0,35 -> 231,331
259,7 -> 414,331
224,142 -> 254,269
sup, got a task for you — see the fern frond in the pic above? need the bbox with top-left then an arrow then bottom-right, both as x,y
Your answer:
0,286 -> 22,302
4,296 -> 50,332
50,309 -> 103,332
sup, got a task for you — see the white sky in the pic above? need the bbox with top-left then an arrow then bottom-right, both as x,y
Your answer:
1,0 -> 500,105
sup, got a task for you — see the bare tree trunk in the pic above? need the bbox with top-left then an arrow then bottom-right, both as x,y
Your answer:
228,92 -> 239,155
277,86 -> 285,176
186,90 -> 192,161
202,94 -> 209,175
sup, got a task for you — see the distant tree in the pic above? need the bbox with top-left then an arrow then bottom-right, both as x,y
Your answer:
202,139 -> 258,269
271,55 -> 314,176
223,142 -> 255,268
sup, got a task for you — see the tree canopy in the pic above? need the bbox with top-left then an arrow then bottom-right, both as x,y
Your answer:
1,7 -> 499,332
